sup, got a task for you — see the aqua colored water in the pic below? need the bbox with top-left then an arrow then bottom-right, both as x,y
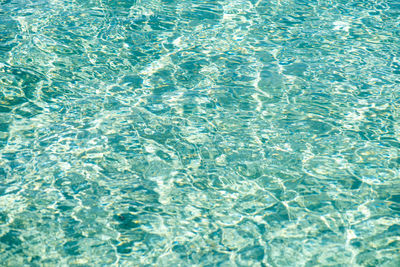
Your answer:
1,0 -> 400,266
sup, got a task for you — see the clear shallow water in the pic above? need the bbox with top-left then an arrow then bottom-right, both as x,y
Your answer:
0,0 -> 400,265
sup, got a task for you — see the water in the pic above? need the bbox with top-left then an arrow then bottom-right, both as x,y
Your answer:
1,0 -> 400,266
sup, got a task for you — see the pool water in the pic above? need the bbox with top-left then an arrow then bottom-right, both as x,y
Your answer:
1,0 -> 400,266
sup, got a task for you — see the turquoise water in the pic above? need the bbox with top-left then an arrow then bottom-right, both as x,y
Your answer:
1,0 -> 400,265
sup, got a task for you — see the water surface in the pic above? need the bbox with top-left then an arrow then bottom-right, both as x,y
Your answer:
0,0 -> 400,266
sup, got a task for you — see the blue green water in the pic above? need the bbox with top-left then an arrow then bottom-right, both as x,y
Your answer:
1,0 -> 400,266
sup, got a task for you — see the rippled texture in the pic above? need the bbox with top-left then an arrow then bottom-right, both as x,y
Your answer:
1,0 -> 400,265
